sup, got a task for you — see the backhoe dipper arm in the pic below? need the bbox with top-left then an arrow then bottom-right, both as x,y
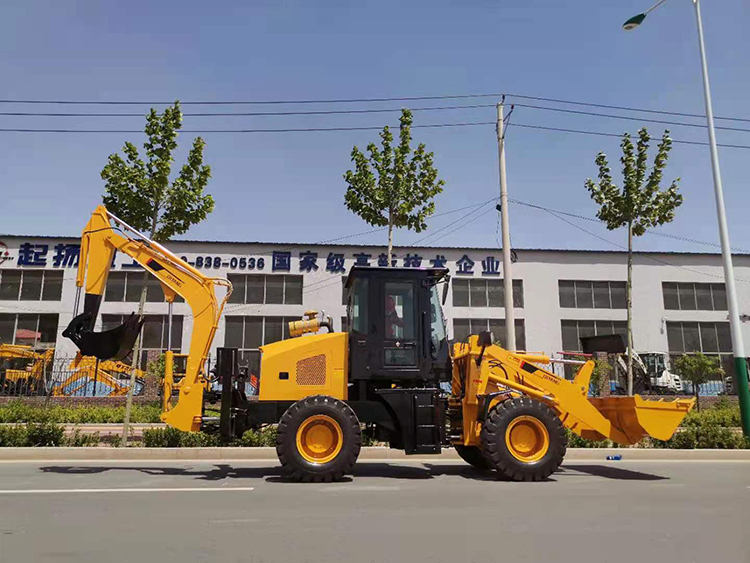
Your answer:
65,205 -> 232,431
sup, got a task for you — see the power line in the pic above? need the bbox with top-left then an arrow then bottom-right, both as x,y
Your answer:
509,199 -> 750,253
0,121 -> 494,134
1,91 -> 747,123
508,123 -> 750,150
415,206 -> 498,247
512,103 -> 750,134
4,120 -> 749,152
410,200 -> 497,246
6,102 -> 749,137
504,92 -> 750,124
539,207 -> 750,283
0,103 -> 496,118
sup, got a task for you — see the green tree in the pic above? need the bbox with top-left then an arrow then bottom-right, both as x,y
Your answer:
674,352 -> 723,411
344,109 -> 444,265
100,101 -> 213,444
585,128 -> 682,396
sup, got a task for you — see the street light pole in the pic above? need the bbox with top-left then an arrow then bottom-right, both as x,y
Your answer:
624,0 -> 750,436
690,0 -> 750,435
496,101 -> 516,352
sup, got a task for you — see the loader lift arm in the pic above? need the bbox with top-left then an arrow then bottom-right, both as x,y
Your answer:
63,205 -> 231,431
453,337 -> 694,446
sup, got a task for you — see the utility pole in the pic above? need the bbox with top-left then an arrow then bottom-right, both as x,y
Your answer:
497,100 -> 516,351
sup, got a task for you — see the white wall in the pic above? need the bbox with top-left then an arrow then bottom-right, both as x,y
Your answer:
1,235 -> 749,360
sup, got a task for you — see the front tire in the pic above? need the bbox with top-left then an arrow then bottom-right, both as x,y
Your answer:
480,397 -> 567,482
455,445 -> 493,470
277,395 -> 361,482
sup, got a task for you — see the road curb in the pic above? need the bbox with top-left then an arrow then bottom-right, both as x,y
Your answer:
0,447 -> 748,461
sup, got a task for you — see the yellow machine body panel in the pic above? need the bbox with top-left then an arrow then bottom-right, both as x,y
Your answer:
259,332 -> 348,402
452,336 -> 694,446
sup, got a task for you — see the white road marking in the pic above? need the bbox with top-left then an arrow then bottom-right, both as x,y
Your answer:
0,487 -> 255,495
210,518 -> 260,524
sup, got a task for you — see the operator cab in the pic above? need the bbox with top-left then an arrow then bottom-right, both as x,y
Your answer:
345,266 -> 451,383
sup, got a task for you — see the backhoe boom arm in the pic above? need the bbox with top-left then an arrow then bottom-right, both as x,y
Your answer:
65,205 -> 231,431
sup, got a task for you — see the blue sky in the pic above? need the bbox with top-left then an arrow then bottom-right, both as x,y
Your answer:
1,0 -> 748,254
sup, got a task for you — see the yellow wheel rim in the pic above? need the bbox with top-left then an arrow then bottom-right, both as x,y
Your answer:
296,415 -> 344,464
505,415 -> 550,463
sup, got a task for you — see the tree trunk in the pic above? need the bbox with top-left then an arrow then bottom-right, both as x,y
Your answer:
387,211 -> 394,267
626,220 -> 634,396
121,210 -> 158,446
695,386 -> 701,412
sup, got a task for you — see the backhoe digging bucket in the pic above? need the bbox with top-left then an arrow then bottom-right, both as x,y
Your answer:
63,312 -> 144,361
588,395 -> 695,444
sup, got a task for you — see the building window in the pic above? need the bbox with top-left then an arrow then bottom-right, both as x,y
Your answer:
227,274 -> 303,305
0,270 -> 63,301
666,320 -> 734,385
452,318 -> 526,350
559,280 -> 626,309
102,314 -> 182,368
341,316 -> 348,332
103,272 -> 184,303
452,279 -> 524,308
662,282 -> 727,311
341,276 -> 348,305
224,316 -> 295,376
560,320 -> 628,352
0,313 -> 59,347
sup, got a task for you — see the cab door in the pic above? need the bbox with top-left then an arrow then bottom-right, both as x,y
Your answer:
373,279 -> 422,379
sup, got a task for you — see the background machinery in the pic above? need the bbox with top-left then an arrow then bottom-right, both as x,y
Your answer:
613,350 -> 682,394
0,345 -> 54,396
66,206 -> 694,482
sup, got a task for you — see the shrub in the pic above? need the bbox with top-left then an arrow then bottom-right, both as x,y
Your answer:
651,425 -> 746,449
0,425 -> 28,447
565,429 -> 615,448
681,406 -> 740,429
239,426 -> 277,447
0,402 -> 162,424
142,427 -> 220,447
64,429 -> 100,447
25,422 -> 65,447
142,427 -> 185,447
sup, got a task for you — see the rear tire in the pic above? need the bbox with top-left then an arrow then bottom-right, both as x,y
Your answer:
277,395 -> 361,482
480,397 -> 567,482
454,445 -> 493,470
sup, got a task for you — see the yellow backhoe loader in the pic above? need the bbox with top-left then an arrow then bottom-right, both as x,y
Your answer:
65,205 -> 694,482
50,353 -> 145,397
0,345 -> 54,396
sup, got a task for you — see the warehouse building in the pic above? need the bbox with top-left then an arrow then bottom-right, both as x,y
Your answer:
1,234 -> 749,387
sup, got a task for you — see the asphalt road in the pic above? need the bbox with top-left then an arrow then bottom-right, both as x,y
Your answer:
0,459 -> 747,563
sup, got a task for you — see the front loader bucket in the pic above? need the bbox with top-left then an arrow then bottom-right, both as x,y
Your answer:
588,395 -> 695,444
63,312 -> 144,361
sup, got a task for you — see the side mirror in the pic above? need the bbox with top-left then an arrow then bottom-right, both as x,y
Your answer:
442,281 -> 449,305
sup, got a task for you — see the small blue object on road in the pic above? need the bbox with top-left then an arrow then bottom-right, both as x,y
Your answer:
606,455 -> 622,461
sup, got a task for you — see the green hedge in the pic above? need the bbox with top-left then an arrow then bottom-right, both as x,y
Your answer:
0,423 -> 99,447
141,425 -> 278,448
0,402 -> 162,424
566,402 -> 749,449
